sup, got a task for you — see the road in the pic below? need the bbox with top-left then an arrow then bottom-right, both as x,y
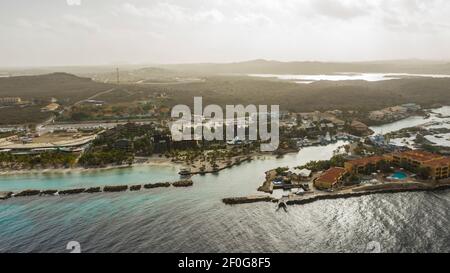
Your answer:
72,88 -> 116,107
36,88 -> 116,134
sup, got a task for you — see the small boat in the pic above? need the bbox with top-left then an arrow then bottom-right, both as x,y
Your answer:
301,184 -> 310,191
178,168 -> 191,176
277,200 -> 288,212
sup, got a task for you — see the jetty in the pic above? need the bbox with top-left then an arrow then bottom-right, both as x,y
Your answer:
59,188 -> 85,195
0,180 -> 194,201
224,181 -> 450,206
0,191 -> 12,200
103,185 -> 128,192
172,180 -> 194,187
130,185 -> 142,191
14,190 -> 41,197
144,182 -> 171,189
85,187 -> 101,193
40,190 -> 58,196
222,195 -> 275,205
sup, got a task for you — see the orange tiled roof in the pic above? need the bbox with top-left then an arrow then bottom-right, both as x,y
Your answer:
424,157 -> 450,167
347,156 -> 386,166
316,167 -> 346,184
396,150 -> 443,162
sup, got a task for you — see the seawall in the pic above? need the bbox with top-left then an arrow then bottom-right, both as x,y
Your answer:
223,183 -> 450,206
0,180 -> 193,201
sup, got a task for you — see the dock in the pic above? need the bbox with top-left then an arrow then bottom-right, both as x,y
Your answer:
224,181 -> 450,206
222,195 -> 275,205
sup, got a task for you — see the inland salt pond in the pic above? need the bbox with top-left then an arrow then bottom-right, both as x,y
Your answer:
248,73 -> 450,84
1,109 -> 450,253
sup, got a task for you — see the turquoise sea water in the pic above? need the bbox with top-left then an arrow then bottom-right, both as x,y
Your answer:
1,110 -> 450,252
0,165 -> 181,192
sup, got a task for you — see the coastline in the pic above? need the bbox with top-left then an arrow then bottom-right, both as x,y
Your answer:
2,105 -> 447,178
0,156 -> 179,177
0,152 -> 278,177
223,181 -> 450,206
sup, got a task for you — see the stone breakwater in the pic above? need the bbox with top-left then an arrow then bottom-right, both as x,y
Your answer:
223,195 -> 275,205
223,182 -> 450,206
0,180 -> 193,201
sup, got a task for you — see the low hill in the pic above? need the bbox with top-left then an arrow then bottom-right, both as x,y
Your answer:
157,76 -> 450,112
1,72 -> 450,125
0,73 -> 113,104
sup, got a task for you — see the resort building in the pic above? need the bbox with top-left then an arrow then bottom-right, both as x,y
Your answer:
392,150 -> 450,180
314,167 -> 347,190
41,103 -> 60,112
425,158 -> 450,180
350,120 -> 370,134
393,150 -> 442,168
0,97 -> 21,105
344,155 -> 391,174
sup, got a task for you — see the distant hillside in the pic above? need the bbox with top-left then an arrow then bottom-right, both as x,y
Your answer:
1,71 -> 450,125
0,73 -> 117,125
157,76 -> 450,112
0,73 -> 113,104
90,67 -> 195,84
158,59 -> 450,75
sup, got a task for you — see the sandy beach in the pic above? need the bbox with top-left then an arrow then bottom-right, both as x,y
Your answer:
0,156 -> 180,177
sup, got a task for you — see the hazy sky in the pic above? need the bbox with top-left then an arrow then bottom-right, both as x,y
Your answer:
1,0 -> 450,67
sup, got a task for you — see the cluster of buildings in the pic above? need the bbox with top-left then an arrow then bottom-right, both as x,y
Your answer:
391,150 -> 450,180
369,103 -> 421,122
313,150 -> 450,190
297,111 -> 346,131
0,97 -> 22,105
285,111 -> 372,148
0,135 -> 95,155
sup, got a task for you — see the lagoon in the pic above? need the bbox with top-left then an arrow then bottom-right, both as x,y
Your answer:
249,73 -> 450,84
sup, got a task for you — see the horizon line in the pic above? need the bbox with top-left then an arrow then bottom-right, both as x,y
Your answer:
1,58 -> 450,70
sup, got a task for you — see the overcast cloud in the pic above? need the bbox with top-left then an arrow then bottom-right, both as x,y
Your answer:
1,0 -> 450,66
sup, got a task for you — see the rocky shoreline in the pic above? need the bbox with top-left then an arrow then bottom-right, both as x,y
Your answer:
223,195 -> 275,205
0,180 -> 193,201
223,182 -> 450,206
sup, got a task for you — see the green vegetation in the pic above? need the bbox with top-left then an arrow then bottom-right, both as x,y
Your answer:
0,151 -> 77,169
158,59 -> 450,75
0,73 -> 111,104
78,149 -> 133,167
150,75 -> 450,116
296,155 -> 346,172
275,167 -> 289,175
78,123 -> 158,167
0,131 -> 17,138
3,69 -> 450,125
0,106 -> 52,125
421,144 -> 441,153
